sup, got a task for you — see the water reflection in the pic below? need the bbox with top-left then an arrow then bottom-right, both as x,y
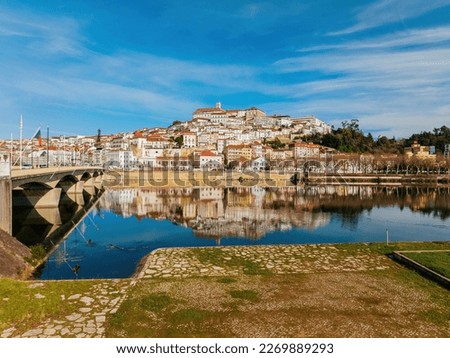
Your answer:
13,188 -> 104,248
100,186 -> 450,239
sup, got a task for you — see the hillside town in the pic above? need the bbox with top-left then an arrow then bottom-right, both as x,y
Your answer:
1,103 -> 448,174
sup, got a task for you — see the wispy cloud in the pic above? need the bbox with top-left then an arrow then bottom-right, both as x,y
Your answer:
330,0 -> 450,35
93,52 -> 259,92
239,3 -> 264,18
1,2 -> 449,138
0,5 -> 264,134
269,24 -> 450,136
301,26 -> 450,52
0,6 -> 85,56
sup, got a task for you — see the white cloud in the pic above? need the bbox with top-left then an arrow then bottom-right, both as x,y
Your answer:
268,25 -> 450,136
302,26 -> 450,52
0,4 -> 262,128
0,6 -> 85,56
330,0 -> 450,35
1,3 -> 449,138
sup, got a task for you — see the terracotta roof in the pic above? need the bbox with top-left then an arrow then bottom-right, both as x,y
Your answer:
193,108 -> 226,114
294,142 -> 320,148
200,150 -> 220,157
147,134 -> 168,141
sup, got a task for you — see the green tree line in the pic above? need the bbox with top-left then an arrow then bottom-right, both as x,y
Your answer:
304,120 -> 450,154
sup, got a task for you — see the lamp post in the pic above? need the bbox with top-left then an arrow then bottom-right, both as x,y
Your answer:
19,115 -> 23,169
46,127 -> 49,167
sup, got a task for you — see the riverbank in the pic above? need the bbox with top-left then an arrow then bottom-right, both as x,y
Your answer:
0,229 -> 32,279
1,242 -> 449,337
103,170 -> 450,188
103,170 -> 294,188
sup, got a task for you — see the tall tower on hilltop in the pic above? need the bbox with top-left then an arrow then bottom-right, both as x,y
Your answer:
216,102 -> 221,109
95,129 -> 103,150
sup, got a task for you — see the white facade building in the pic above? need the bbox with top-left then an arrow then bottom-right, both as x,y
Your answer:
106,150 -> 136,169
182,132 -> 197,148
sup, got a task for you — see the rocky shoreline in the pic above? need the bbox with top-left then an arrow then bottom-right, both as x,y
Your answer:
0,229 -> 32,279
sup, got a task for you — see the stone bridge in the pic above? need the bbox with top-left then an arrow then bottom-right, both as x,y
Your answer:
0,156 -> 103,235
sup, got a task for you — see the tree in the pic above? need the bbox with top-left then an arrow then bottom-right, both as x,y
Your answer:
174,136 -> 183,148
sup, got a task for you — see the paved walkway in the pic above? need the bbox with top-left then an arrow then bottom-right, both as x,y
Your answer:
1,244 -> 392,338
1,279 -> 132,338
139,244 -> 391,279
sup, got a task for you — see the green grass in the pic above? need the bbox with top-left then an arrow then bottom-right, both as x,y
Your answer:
0,278 -> 95,333
402,251 -> 450,278
140,293 -> 176,313
369,241 -> 450,255
23,244 -> 46,266
331,241 -> 449,256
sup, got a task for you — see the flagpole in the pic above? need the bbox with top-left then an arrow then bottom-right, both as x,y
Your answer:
10,133 -> 13,168
63,134 -> 66,166
19,115 -> 23,169
47,127 -> 49,168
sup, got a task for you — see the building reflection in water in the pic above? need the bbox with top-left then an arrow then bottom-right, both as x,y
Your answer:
99,185 -> 450,242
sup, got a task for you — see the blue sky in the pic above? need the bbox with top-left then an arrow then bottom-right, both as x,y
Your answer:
1,0 -> 450,139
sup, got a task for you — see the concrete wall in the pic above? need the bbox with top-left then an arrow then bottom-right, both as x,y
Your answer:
0,153 -> 12,235
0,179 -> 12,234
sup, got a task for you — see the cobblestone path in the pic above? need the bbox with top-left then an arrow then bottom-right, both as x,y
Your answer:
1,280 -> 132,338
139,244 -> 392,279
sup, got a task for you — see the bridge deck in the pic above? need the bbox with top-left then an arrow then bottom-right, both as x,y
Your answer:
11,166 -> 103,179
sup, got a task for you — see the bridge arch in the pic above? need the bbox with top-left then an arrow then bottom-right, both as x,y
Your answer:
16,181 -> 53,190
80,172 -> 92,181
56,174 -> 84,196
4,167 -> 103,235
13,182 -> 62,208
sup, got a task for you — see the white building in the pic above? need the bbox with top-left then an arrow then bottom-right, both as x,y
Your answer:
146,134 -> 170,149
106,150 -> 136,169
181,131 -> 197,148
198,150 -> 224,169
110,136 -> 129,151
444,144 -> 450,156
293,142 -> 321,159
139,148 -> 164,167
251,157 -> 268,171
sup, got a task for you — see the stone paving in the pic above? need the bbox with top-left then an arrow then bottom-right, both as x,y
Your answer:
1,279 -> 132,338
139,244 -> 392,279
1,244 -> 393,338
